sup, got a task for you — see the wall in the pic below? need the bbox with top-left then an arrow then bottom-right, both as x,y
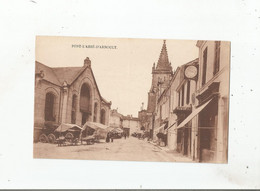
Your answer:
194,41 -> 230,163
122,119 -> 140,135
34,80 -> 61,127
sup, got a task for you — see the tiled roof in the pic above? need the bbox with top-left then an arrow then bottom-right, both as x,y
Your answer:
52,67 -> 83,85
35,61 -> 61,86
35,61 -> 85,86
35,60 -> 111,105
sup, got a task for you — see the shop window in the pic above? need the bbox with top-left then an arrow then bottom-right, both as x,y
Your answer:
202,47 -> 208,86
214,41 -> 221,75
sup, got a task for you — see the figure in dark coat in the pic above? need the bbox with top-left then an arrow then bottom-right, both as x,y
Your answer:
110,133 -> 114,143
106,133 -> 110,143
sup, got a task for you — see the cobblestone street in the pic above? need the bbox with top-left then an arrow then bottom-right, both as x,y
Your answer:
34,137 -> 193,162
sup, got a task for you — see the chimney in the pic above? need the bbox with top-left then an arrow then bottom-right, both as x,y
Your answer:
84,57 -> 91,67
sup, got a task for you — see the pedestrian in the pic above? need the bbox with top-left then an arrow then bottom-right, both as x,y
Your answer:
106,133 -> 110,143
110,133 -> 114,143
124,132 -> 127,139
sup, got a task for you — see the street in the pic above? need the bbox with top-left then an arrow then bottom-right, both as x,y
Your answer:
34,137 -> 193,162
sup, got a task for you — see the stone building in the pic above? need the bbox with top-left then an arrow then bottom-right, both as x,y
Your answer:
146,40 -> 173,139
172,59 -> 198,156
143,40 -> 230,163
122,115 -> 140,136
34,57 -> 111,141
109,108 -> 140,137
176,41 -> 230,163
109,109 -> 123,129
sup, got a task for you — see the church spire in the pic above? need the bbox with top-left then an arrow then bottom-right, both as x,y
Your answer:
156,40 -> 171,70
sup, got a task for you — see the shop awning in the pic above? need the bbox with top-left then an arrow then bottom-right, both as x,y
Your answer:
176,98 -> 213,129
165,122 -> 176,131
155,123 -> 167,131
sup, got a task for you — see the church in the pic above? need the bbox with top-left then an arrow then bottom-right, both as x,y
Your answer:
34,57 -> 111,142
146,40 -> 173,138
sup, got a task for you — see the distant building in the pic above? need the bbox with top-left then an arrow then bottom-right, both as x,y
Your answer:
109,109 -> 123,129
34,57 -> 111,142
109,109 -> 140,136
138,109 -> 149,131
122,115 -> 140,136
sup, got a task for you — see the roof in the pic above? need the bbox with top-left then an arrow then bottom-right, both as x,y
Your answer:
52,67 -> 83,85
122,115 -> 139,121
35,60 -> 111,105
101,96 -> 111,106
35,61 -> 61,86
156,40 -> 172,71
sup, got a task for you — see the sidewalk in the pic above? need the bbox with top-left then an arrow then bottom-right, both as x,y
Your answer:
147,140 -> 193,162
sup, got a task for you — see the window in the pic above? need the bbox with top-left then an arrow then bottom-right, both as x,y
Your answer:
80,83 -> 91,125
202,47 -> 208,86
186,80 -> 190,105
178,91 -> 181,106
181,85 -> 185,106
100,109 -> 106,125
71,95 -> 77,124
45,92 -> 55,121
93,102 -> 98,122
214,41 -> 221,75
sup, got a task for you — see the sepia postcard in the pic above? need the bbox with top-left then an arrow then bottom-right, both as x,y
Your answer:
33,36 -> 230,163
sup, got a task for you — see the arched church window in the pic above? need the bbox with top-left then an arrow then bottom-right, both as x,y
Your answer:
94,102 -> 98,122
100,109 -> 106,125
45,92 -> 56,122
71,94 -> 77,124
80,83 -> 91,125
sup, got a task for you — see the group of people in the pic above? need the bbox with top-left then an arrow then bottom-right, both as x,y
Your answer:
105,131 -> 127,143
106,132 -> 114,143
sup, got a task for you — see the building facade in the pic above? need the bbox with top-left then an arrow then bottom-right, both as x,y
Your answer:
194,40 -> 230,163
109,109 -> 123,129
146,40 -> 173,140
34,57 -> 111,141
122,115 -> 140,136
143,40 -> 230,163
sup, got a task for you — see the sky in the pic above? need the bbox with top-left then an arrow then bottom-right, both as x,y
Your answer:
36,36 -> 199,117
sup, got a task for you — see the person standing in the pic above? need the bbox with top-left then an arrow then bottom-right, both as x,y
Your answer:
106,132 -> 110,143
110,133 -> 114,143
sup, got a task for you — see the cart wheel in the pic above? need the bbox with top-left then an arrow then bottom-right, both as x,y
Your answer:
65,132 -> 74,142
48,133 -> 56,144
39,134 -> 48,143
